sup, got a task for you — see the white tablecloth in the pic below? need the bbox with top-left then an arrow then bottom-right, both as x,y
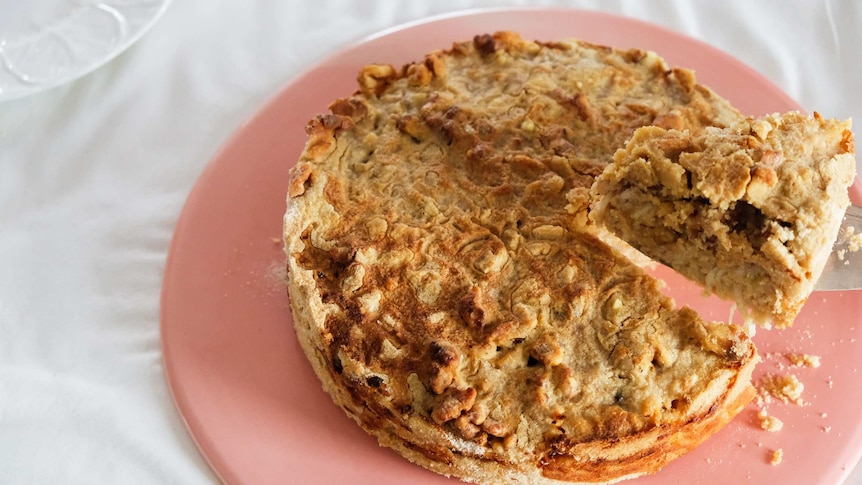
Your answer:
2,1 -> 860,483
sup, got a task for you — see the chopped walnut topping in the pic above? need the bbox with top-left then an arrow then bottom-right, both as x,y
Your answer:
428,340 -> 460,395
432,387 -> 478,424
529,334 -> 563,367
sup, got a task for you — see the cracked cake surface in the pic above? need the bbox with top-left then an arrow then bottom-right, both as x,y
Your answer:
590,112 -> 856,328
284,32 -> 758,484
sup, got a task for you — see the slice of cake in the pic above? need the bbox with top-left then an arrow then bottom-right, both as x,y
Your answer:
590,112 -> 856,327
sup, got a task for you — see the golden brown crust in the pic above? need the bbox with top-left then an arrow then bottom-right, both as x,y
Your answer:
285,32 -> 757,484
590,112 -> 856,327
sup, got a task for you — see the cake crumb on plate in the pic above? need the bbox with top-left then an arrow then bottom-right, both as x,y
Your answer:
757,410 -> 784,432
769,449 -> 783,466
758,373 -> 805,406
786,353 -> 821,368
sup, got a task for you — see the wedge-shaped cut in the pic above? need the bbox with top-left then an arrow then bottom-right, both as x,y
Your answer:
591,112 -> 856,328
285,32 -> 757,484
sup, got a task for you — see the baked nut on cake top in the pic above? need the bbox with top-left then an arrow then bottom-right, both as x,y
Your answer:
284,32 -> 757,484
590,112 -> 856,328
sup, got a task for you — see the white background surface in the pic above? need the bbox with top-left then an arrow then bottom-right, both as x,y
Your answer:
1,0 -> 860,484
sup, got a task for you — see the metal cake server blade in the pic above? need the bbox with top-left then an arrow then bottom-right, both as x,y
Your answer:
815,204 -> 862,291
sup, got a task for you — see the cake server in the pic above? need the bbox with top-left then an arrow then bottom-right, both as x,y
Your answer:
815,204 -> 862,291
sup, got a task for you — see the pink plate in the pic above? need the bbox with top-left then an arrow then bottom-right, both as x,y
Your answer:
161,7 -> 862,485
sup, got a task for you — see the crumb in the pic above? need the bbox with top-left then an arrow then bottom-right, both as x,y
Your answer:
272,237 -> 282,245
758,374 -> 804,406
837,226 -> 862,255
821,412 -> 828,418
769,449 -> 783,465
787,353 -> 821,368
849,230 -> 862,252
838,225 -> 856,245
823,426 -> 832,433
757,410 -> 784,432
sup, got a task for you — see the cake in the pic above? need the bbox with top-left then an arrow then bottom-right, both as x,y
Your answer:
284,32 -> 758,484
